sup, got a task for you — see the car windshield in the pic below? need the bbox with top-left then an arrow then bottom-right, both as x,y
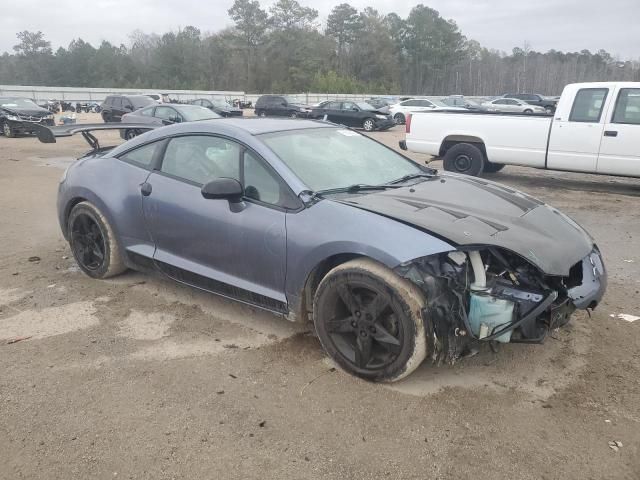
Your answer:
130,96 -> 156,109
0,97 -> 40,109
260,127 -> 423,192
356,102 -> 376,110
176,105 -> 221,121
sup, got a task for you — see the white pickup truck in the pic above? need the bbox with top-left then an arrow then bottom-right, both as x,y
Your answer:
402,82 -> 640,177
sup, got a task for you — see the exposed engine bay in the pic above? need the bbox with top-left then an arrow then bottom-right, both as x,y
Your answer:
396,246 -> 606,363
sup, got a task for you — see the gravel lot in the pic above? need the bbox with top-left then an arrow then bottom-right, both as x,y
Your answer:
1,112 -> 639,479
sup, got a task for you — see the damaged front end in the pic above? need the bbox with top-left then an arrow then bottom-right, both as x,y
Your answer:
395,246 -> 606,364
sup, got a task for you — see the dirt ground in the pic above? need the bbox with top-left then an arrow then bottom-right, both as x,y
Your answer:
1,112 -> 639,480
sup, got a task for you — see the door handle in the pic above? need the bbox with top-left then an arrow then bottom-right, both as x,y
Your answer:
140,182 -> 152,196
604,130 -> 618,137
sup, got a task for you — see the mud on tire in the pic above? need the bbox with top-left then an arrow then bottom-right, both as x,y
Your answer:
67,201 -> 127,279
313,258 -> 428,382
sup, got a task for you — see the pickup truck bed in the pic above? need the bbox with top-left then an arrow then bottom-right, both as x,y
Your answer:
404,82 -> 640,178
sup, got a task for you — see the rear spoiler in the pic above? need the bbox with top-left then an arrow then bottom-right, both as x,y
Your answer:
33,123 -> 159,150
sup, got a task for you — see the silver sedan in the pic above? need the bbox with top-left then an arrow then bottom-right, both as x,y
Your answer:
482,98 -> 547,114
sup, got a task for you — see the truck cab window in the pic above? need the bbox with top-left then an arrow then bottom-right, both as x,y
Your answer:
612,88 -> 640,125
569,88 -> 608,123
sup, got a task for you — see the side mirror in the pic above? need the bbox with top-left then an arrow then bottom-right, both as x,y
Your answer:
201,178 -> 244,203
162,119 -> 173,125
281,102 -> 287,106
351,107 -> 359,111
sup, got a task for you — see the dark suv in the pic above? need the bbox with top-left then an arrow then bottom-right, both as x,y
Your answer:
101,95 -> 157,122
254,95 -> 313,118
503,93 -> 557,113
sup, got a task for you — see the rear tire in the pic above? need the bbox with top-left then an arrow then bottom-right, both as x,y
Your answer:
124,129 -> 139,140
67,202 -> 126,279
313,258 -> 428,382
443,143 -> 485,176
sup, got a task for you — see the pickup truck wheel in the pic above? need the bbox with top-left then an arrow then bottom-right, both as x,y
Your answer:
394,113 -> 405,125
443,143 -> 485,176
483,162 -> 505,173
313,258 -> 428,382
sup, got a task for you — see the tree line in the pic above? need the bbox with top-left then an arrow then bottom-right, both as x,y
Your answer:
1,0 -> 638,96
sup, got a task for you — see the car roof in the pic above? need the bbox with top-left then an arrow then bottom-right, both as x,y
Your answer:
208,118 -> 334,135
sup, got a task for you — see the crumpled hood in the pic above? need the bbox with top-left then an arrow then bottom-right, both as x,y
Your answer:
336,174 -> 593,276
2,107 -> 50,117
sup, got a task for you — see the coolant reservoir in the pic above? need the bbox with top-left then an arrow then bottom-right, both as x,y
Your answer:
468,293 -> 515,343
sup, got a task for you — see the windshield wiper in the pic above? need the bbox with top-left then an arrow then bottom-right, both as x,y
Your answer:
386,172 -> 435,185
315,183 -> 402,196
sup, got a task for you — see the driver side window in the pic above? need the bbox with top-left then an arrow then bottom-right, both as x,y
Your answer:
161,135 -> 241,185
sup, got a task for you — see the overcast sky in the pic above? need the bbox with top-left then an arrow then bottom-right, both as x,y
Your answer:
1,0 -> 639,58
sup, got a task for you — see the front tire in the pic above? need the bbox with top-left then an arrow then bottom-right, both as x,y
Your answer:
2,122 -> 15,138
256,110 -> 267,117
394,113 -> 405,125
524,109 -> 533,114
313,258 -> 428,382
443,143 -> 485,176
289,111 -> 298,118
362,118 -> 375,131
67,202 -> 126,279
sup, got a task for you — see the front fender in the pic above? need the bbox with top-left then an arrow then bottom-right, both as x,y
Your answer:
285,200 -> 455,301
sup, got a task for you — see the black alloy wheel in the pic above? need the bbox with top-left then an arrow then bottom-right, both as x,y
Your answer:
70,213 -> 106,272
314,259 -> 428,382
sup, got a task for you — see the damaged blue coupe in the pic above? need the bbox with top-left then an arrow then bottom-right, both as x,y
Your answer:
37,118 -> 606,382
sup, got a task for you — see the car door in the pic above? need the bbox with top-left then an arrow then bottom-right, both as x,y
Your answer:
503,99 -> 521,112
154,106 -> 182,125
486,100 -> 504,112
339,102 -> 361,127
270,97 -> 286,116
112,97 -> 124,120
597,86 -> 640,176
316,101 -> 340,122
141,134 -> 290,310
121,98 -> 135,118
547,87 -> 609,172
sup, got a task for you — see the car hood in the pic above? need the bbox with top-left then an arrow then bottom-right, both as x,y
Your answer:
2,107 -> 50,117
336,174 -> 593,276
